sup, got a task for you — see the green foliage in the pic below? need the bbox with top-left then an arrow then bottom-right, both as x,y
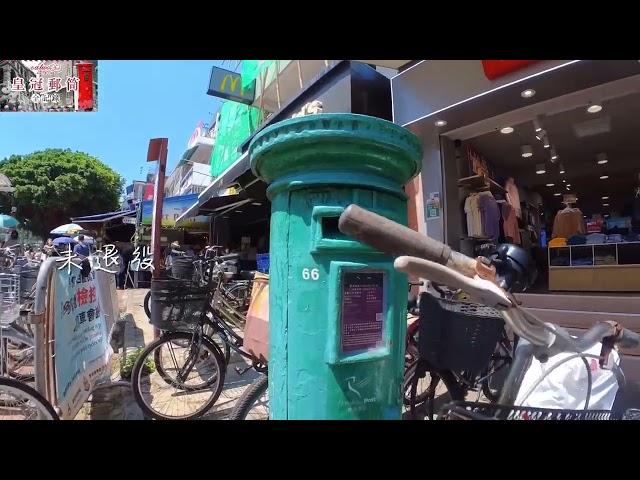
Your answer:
0,149 -> 123,237
120,348 -> 155,379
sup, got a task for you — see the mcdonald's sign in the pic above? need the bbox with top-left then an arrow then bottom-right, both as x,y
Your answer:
206,66 -> 255,105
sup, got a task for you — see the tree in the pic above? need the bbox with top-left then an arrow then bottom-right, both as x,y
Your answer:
0,149 -> 123,237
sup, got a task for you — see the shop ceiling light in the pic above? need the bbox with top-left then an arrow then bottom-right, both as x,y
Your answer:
587,102 -> 603,114
566,184 -> 571,187
500,126 -> 514,134
603,203 -> 610,207
533,116 -> 543,132
559,163 -> 566,174
251,202 -> 262,206
521,144 -> 533,158
435,120 -> 447,127
535,129 -> 547,141
235,210 -> 243,213
596,153 -> 608,165
535,163 -> 546,174
602,196 -> 609,200
550,147 -> 558,162
542,136 -> 550,148
600,175 -> 609,179
546,183 -> 555,187
554,192 -> 562,196
521,89 -> 536,98
562,179 -> 566,183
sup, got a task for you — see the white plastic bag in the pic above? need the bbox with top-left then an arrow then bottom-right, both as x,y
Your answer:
515,341 -> 620,410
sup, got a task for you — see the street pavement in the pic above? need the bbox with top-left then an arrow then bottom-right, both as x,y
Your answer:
76,288 -> 259,420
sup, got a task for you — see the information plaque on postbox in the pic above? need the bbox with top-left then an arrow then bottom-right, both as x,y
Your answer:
340,271 -> 385,353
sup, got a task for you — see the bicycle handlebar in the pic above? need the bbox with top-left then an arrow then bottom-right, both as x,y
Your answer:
338,204 -> 479,278
395,256 -> 512,308
618,328 -> 640,349
339,205 -> 640,354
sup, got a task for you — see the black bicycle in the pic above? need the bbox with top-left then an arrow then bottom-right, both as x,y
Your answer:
338,204 -> 640,421
402,250 -> 521,420
131,255 -> 267,420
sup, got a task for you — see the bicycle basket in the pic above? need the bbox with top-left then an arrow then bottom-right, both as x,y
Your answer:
418,293 -> 504,374
0,273 -> 20,325
149,278 -> 210,331
439,401 -> 621,421
170,257 -> 195,281
12,264 -> 39,301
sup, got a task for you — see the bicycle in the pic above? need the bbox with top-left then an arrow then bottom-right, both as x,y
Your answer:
338,204 -> 640,421
142,251 -> 251,323
402,276 -> 516,419
0,268 -> 57,420
131,254 -> 267,420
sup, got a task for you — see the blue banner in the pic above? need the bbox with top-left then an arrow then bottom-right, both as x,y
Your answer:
141,193 -> 210,231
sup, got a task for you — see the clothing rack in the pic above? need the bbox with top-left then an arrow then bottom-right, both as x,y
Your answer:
458,174 -> 506,194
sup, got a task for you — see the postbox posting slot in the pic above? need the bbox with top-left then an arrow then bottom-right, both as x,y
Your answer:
311,206 -> 402,253
325,261 -> 392,365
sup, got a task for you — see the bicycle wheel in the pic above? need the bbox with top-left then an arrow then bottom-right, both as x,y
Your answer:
481,336 -> 513,402
0,377 -> 59,420
225,282 -> 250,312
131,331 -> 226,420
230,374 -> 269,420
403,360 -> 438,406
143,290 -> 151,319
404,363 -> 463,420
153,325 -> 231,386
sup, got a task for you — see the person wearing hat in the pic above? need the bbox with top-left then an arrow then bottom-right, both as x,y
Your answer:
164,241 -> 183,274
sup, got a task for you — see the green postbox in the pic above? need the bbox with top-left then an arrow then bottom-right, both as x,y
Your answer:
249,113 -> 422,419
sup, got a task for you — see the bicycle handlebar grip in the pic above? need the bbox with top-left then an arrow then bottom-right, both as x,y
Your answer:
339,204 -> 477,278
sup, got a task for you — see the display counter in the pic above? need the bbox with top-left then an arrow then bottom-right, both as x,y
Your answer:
548,242 -> 640,291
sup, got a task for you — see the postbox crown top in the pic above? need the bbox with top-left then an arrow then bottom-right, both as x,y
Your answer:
249,113 -> 422,187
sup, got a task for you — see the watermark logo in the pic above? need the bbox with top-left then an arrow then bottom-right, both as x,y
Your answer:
0,60 -> 97,112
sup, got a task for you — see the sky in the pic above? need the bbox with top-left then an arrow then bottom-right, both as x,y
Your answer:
0,60 -> 228,187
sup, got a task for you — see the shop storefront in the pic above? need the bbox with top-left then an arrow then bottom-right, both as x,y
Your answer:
392,60 -> 640,294
176,60 -> 396,269
392,60 -> 640,398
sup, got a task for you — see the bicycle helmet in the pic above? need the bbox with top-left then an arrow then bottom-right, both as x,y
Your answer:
491,243 -> 537,293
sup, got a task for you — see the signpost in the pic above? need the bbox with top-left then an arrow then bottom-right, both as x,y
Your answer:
147,138 -> 168,339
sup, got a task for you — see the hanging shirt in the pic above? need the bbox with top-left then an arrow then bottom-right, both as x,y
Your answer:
504,178 -> 522,219
478,192 -> 500,241
501,203 -> 521,244
464,194 -> 483,237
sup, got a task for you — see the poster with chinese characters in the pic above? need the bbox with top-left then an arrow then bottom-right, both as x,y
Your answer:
340,272 -> 385,353
0,60 -> 98,112
53,266 -> 112,419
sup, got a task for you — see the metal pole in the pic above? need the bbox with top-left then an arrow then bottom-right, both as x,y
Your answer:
147,138 -> 168,339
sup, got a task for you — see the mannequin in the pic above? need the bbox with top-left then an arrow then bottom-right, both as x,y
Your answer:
552,201 -> 586,239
